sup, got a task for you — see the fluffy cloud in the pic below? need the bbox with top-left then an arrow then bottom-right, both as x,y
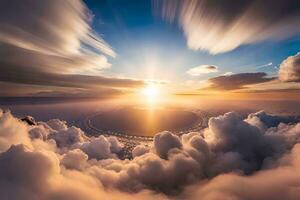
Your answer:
0,109 -> 32,151
132,145 -> 150,158
154,131 -> 182,158
0,144 -> 166,200
279,52 -> 300,82
187,65 -> 218,76
206,72 -> 275,90
158,0 -> 300,54
0,109 -> 166,199
61,149 -> 88,170
75,135 -> 123,159
1,108 -> 300,199
182,143 -> 300,200
0,144 -> 59,200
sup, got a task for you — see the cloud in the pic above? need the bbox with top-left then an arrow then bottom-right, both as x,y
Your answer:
0,109 -> 32,152
0,0 -> 115,57
187,65 -> 218,76
1,108 -> 300,199
0,0 -> 114,74
0,143 -> 166,200
157,0 -> 300,54
132,145 -> 150,158
279,52 -> 300,82
256,62 -> 280,73
246,110 -> 299,131
223,72 -> 234,76
74,135 -> 123,159
61,149 -> 88,170
256,62 -> 273,68
0,81 -> 140,99
240,88 -> 300,94
0,0 -> 144,96
182,143 -> 300,200
28,88 -> 123,98
0,69 -> 143,89
206,72 -> 275,90
87,110 -> 299,193
0,144 -> 59,200
154,131 -> 182,158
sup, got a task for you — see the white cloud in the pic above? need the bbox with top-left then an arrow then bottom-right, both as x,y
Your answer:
0,110 -> 32,152
187,65 -> 218,76
279,52 -> 300,82
159,0 -> 300,54
223,72 -> 233,76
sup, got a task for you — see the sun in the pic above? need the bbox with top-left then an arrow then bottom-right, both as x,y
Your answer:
141,84 -> 160,103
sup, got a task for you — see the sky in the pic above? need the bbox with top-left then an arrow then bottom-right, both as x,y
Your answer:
86,0 -> 299,78
0,0 -> 300,100
85,0 -> 300,97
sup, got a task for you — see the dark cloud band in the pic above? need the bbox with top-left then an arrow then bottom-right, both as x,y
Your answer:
206,72 -> 275,90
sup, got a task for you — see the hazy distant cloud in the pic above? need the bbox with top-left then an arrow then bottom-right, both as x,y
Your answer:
157,0 -> 300,54
187,65 -> 218,76
279,52 -> 300,82
0,67 -> 143,89
0,62 -> 144,97
0,81 -> 128,99
30,88 -> 124,98
237,88 -> 300,94
206,72 -> 275,90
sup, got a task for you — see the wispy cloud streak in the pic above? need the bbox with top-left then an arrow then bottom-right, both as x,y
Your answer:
157,0 -> 300,54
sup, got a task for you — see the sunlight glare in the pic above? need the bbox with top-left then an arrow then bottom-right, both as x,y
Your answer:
141,84 -> 160,103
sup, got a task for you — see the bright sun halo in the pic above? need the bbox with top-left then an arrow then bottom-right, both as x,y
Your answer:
141,84 -> 159,102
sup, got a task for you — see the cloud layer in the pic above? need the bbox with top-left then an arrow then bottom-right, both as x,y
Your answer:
0,107 -> 300,199
158,0 -> 300,54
